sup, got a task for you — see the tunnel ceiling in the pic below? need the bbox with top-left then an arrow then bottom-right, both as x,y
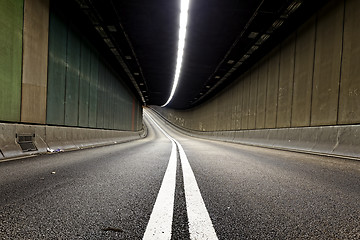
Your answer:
65,0 -> 329,109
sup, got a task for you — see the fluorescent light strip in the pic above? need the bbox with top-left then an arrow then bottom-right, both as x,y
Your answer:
162,0 -> 190,107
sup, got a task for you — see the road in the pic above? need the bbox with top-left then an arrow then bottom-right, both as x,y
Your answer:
1,108 -> 359,239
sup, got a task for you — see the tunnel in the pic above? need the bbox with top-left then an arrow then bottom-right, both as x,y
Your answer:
0,0 -> 359,239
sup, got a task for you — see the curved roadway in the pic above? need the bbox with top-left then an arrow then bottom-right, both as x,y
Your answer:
0,108 -> 359,239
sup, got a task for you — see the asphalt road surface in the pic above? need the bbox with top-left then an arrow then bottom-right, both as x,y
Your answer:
1,108 -> 359,239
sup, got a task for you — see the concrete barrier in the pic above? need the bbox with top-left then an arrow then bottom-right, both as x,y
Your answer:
0,122 -> 146,161
149,107 -> 360,160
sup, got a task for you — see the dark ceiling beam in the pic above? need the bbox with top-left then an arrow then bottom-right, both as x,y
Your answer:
74,0 -> 148,104
191,0 -> 301,107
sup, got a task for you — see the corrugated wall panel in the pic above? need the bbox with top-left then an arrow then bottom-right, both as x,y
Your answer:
64,29 -> 80,126
0,0 -> 23,122
78,42 -> 91,127
47,12 -> 67,125
108,76 -> 115,130
96,63 -> 105,128
47,10 -> 142,130
103,70 -> 111,129
89,52 -> 99,128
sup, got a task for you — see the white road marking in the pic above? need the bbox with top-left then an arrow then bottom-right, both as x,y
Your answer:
175,139 -> 218,240
143,110 -> 218,240
142,141 -> 177,240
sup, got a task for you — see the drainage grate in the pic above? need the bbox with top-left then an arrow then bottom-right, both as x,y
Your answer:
17,134 -> 37,152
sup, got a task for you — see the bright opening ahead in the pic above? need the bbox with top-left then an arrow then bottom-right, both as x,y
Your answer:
161,0 -> 190,107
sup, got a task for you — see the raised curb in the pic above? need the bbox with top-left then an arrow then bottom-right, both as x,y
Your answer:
0,123 -> 147,161
149,107 -> 360,160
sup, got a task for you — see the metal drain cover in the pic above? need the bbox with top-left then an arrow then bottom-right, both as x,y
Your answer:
17,134 -> 37,152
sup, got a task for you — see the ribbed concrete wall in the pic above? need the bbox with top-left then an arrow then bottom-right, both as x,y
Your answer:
0,122 -> 147,160
152,0 -> 360,159
156,0 -> 360,132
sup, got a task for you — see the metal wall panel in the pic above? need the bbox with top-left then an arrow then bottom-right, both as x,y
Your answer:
113,83 -> 120,130
78,42 -> 91,127
47,11 -> 142,130
64,29 -> 80,126
102,69 -> 110,129
96,63 -> 105,128
0,0 -> 23,122
108,75 -> 115,130
47,12 -> 67,125
117,85 -> 125,130
89,52 -> 99,128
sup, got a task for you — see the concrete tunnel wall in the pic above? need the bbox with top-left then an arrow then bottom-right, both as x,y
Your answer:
0,0 -> 145,160
153,0 -> 360,159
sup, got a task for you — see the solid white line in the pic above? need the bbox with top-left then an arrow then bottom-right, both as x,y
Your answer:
143,111 -> 177,240
143,141 -> 177,240
175,139 -> 218,240
144,110 -> 218,239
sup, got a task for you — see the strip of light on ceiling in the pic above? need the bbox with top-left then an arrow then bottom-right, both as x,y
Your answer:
162,0 -> 190,107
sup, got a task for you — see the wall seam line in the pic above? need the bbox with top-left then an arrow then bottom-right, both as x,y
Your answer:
310,14 -> 318,127
20,0 -> 25,123
336,0 -> 346,125
275,48 -> 281,128
290,32 -> 297,127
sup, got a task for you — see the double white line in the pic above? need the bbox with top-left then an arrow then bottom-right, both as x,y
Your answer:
143,111 -> 218,240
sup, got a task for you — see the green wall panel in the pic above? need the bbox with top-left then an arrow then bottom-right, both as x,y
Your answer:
89,52 -> 99,128
118,86 -> 126,130
64,30 -> 80,126
78,42 -> 91,127
0,0 -> 23,122
108,75 -> 115,130
114,87 -> 121,130
47,10 -> 142,130
96,63 -> 105,128
47,12 -> 67,125
103,70 -> 110,129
